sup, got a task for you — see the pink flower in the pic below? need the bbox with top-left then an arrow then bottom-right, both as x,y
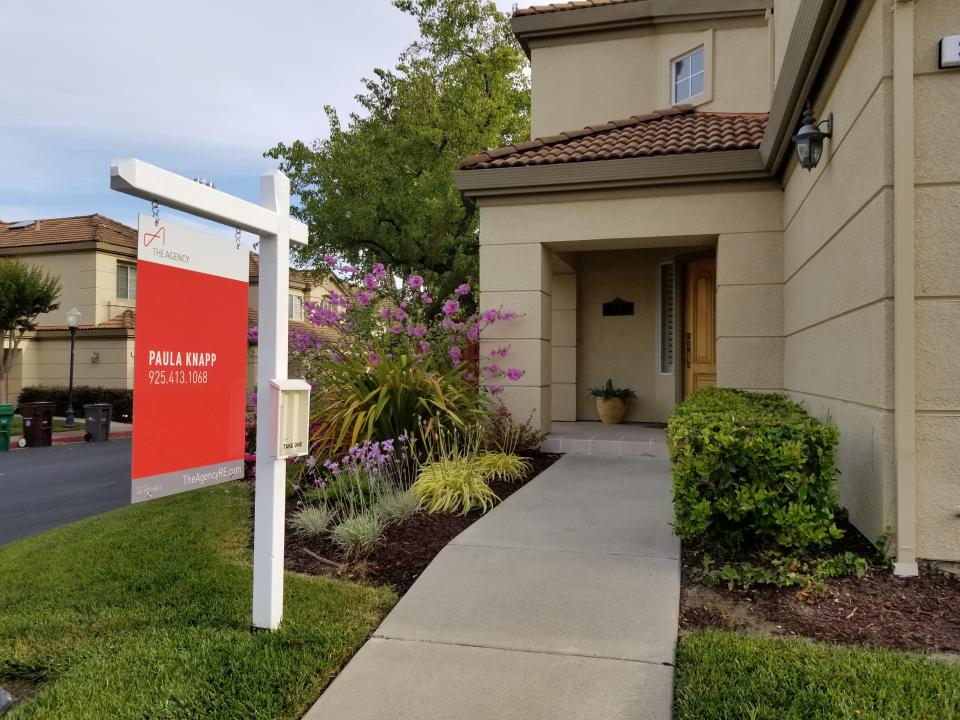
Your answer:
489,345 -> 509,358
368,353 -> 379,366
363,274 -> 377,290
340,264 -> 357,275
499,309 -> 518,321
357,291 -> 371,306
441,318 -> 455,331
506,367 -> 523,381
408,274 -> 424,290
489,384 -> 503,396
421,293 -> 432,304
389,325 -> 403,334
497,405 -> 510,417
379,307 -> 392,319
418,340 -> 431,354
393,307 -> 408,321
466,325 -> 480,343
485,364 -> 499,376
482,309 -> 498,324
449,346 -> 462,363
455,283 -> 471,296
323,254 -> 337,266
408,324 -> 427,337
443,299 -> 460,316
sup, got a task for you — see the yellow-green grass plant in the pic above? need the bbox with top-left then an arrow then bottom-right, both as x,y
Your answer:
413,423 -> 499,516
474,451 -> 531,484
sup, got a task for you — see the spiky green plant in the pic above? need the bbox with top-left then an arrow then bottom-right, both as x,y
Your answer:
289,506 -> 332,537
474,451 -> 531,484
376,488 -> 420,523
413,457 -> 498,515
331,513 -> 386,557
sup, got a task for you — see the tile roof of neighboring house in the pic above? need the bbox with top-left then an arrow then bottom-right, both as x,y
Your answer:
248,252 -> 322,287
0,214 -> 136,251
458,106 -> 768,170
247,307 -> 339,343
513,0 -> 642,16
37,309 -> 136,332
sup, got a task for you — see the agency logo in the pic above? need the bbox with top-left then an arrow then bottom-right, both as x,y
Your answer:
143,226 -> 166,247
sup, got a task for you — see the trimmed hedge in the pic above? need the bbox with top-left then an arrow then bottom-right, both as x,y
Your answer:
668,387 -> 841,551
17,385 -> 134,422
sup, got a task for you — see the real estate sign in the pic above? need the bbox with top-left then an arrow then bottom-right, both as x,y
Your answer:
131,215 -> 248,503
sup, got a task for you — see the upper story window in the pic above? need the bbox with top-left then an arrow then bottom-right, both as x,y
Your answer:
288,293 -> 304,321
672,46 -> 705,104
117,262 -> 137,300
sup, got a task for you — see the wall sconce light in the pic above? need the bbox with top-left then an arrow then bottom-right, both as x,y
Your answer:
792,102 -> 833,171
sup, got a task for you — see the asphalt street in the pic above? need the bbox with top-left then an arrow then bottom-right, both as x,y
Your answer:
0,439 -> 132,545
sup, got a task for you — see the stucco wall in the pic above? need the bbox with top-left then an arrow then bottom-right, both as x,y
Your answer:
575,248 -> 681,423
12,250 -> 99,326
780,0 -> 895,546
529,16 -> 771,137
913,0 -> 960,560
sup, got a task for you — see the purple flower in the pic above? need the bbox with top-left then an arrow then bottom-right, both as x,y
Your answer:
466,325 -> 480,343
489,384 -> 503,395
506,367 -> 523,381
482,309 -> 498,324
441,317 -> 455,331
455,283 -> 471,296
421,293 -> 432,304
408,274 -> 424,290
372,262 -> 386,279
443,299 -> 460,316
449,346 -> 462,363
485,363 -> 499,376
248,392 -> 258,405
389,325 -> 403,334
340,264 -> 357,275
363,274 -> 377,290
393,307 -> 408,321
306,456 -> 316,468
323,254 -> 337,266
379,307 -> 392,319
489,345 -> 509,358
418,340 -> 431,354
408,324 -> 427,337
357,291 -> 371,306
368,352 -> 379,366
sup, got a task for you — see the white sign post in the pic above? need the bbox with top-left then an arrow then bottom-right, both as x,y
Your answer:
111,158 -> 308,630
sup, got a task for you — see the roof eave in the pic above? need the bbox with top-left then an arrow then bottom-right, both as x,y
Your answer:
455,148 -> 766,197
512,0 -> 772,57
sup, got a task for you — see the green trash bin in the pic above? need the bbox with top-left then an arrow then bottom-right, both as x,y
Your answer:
0,404 -> 13,452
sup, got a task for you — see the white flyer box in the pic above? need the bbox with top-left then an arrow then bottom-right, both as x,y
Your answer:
940,35 -> 960,68
269,378 -> 311,459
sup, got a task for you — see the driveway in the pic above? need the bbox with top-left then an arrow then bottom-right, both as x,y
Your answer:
0,439 -> 131,545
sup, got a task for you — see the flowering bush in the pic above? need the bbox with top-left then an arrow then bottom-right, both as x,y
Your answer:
275,258 -> 524,458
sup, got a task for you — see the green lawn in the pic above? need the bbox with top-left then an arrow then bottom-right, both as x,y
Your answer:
9,415 -> 84,435
675,630 -> 960,720
0,483 -> 396,719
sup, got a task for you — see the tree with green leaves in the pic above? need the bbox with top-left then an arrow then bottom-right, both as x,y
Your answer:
0,259 -> 62,403
266,0 -> 529,307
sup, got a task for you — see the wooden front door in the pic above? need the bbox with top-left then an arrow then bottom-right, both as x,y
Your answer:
683,257 -> 717,397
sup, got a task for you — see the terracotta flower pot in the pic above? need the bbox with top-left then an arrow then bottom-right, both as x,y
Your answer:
595,397 -> 627,424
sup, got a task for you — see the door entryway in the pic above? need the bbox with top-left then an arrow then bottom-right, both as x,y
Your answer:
682,256 -> 717,397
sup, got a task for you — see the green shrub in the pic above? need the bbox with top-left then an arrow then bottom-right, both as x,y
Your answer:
669,387 -> 841,551
331,513 -> 386,557
474,451 -> 531,483
289,506 -> 332,537
17,385 -> 134,421
375,488 -> 420,523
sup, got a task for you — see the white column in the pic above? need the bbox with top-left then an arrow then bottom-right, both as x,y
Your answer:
253,171 -> 291,629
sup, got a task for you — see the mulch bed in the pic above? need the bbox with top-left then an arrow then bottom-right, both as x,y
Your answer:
283,452 -> 561,595
680,526 -> 960,654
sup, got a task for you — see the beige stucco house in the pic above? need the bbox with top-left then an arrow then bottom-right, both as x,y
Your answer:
0,214 -> 342,403
458,0 -> 960,568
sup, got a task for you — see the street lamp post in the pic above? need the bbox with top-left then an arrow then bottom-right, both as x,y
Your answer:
65,308 -> 82,428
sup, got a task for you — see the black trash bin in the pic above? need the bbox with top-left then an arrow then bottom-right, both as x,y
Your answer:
20,401 -> 54,447
83,403 -> 112,442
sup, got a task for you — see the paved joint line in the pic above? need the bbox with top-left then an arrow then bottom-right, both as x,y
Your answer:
370,633 -> 676,669
447,540 -> 680,562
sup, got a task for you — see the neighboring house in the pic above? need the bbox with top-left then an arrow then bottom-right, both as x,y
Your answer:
0,214 -> 342,402
457,0 -> 960,567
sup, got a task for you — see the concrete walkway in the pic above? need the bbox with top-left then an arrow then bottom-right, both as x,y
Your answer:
304,454 -> 680,720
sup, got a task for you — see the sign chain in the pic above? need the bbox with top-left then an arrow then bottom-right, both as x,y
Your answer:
235,227 -> 242,250
151,201 -> 160,227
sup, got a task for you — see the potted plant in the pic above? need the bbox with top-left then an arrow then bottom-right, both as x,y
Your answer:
588,379 -> 636,424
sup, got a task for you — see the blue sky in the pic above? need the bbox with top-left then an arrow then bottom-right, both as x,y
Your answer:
0,0 -> 516,238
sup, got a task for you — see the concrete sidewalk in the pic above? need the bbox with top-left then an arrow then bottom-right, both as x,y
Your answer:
304,453 -> 680,720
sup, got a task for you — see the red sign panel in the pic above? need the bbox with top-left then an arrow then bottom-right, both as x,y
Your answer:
132,215 -> 248,502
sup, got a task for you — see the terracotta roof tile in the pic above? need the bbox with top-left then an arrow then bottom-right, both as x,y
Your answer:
513,0 -> 643,17
0,215 -> 136,251
458,107 -> 767,170
37,309 -> 136,332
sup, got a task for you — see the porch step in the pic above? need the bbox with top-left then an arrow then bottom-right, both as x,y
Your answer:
541,422 -> 669,458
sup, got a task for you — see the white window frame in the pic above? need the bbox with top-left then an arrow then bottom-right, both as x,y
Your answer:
671,46 -> 706,105
117,261 -> 137,300
656,261 -> 676,376
288,293 -> 304,321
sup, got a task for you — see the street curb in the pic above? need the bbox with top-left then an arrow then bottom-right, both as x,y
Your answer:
7,430 -> 133,450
